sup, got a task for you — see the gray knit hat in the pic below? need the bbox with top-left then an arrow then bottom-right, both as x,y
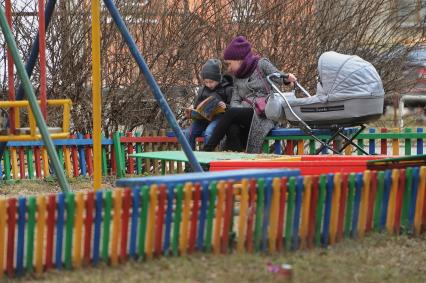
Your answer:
201,59 -> 222,82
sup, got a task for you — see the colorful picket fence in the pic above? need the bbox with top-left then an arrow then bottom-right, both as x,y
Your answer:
265,127 -> 425,155
115,127 -> 426,177
0,127 -> 425,180
0,166 -> 425,278
1,135 -> 114,181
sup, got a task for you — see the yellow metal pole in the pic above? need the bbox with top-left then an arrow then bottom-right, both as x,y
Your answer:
91,0 -> 102,190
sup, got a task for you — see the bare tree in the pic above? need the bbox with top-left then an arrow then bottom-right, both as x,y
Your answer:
0,0 -> 424,133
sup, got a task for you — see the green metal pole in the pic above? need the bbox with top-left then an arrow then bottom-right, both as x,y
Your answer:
0,6 -> 69,192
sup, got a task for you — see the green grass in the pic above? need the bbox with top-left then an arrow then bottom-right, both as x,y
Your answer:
8,233 -> 426,283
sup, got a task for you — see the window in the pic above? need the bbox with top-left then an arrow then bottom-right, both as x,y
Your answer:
230,0 -> 259,23
397,0 -> 426,26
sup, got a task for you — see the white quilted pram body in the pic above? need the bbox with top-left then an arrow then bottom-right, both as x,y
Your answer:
265,51 -> 385,154
266,51 -> 384,127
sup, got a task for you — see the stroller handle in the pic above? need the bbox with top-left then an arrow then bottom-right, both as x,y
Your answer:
266,72 -> 313,134
266,73 -> 311,97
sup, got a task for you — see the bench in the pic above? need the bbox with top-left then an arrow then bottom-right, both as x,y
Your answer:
168,127 -> 360,155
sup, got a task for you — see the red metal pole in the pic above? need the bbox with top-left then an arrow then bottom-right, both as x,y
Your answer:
5,0 -> 15,133
38,0 -> 47,119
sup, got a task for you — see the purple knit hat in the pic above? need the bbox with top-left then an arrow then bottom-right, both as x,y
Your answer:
223,36 -> 252,60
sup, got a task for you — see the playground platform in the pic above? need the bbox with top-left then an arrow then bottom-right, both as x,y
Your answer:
131,151 -> 386,175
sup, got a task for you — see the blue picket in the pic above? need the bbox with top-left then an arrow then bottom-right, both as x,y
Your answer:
261,178 -> 273,252
163,185 -> 175,255
322,174 -> 333,246
129,188 -> 140,258
380,170 -> 392,230
16,197 -> 26,276
408,167 -> 420,231
351,173 -> 363,238
77,133 -> 87,176
369,128 -> 376,154
417,128 -> 423,155
197,182 -> 209,251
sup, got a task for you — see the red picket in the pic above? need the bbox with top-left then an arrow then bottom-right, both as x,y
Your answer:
336,174 -> 348,241
19,147 -> 25,179
307,176 -> 319,248
154,185 -> 166,257
188,183 -> 200,254
7,198 -> 17,277
34,146 -> 42,178
70,134 -> 80,177
45,195 -> 56,270
84,134 -> 93,176
277,177 -> 288,251
84,192 -> 94,265
285,140 -> 294,155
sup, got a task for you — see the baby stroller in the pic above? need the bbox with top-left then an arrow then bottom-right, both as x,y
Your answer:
265,51 -> 385,155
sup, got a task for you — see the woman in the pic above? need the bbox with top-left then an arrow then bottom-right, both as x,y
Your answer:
203,36 -> 297,153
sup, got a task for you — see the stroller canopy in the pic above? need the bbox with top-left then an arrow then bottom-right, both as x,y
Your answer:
316,51 -> 385,100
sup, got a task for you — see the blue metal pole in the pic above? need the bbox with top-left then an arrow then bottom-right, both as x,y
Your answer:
102,0 -> 203,172
0,0 -> 57,160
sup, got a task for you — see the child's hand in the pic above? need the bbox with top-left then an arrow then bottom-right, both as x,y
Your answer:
184,107 -> 193,119
218,101 -> 226,109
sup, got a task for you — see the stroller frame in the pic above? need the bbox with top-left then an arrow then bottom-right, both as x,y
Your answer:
266,73 -> 370,155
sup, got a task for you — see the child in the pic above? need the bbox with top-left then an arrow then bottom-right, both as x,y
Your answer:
184,59 -> 233,150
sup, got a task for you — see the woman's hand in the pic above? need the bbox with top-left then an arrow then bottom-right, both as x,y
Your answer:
287,73 -> 297,82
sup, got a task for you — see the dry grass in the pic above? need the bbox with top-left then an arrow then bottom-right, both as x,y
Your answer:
5,233 -> 426,283
0,176 -> 116,198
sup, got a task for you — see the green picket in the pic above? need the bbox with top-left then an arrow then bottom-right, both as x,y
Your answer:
112,132 -> 125,178
138,186 -> 149,259
26,196 -> 36,273
254,178 -> 265,251
65,192 -> 75,269
102,190 -> 112,263
309,139 -> 316,154
3,148 -> 11,180
262,141 -> 269,153
344,174 -> 356,238
285,177 -> 296,250
314,175 -> 326,246
404,128 -> 412,156
172,184 -> 184,256
57,146 -> 64,171
374,171 -> 385,231
205,182 -> 217,252
26,147 -> 34,179
357,139 -> 364,155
